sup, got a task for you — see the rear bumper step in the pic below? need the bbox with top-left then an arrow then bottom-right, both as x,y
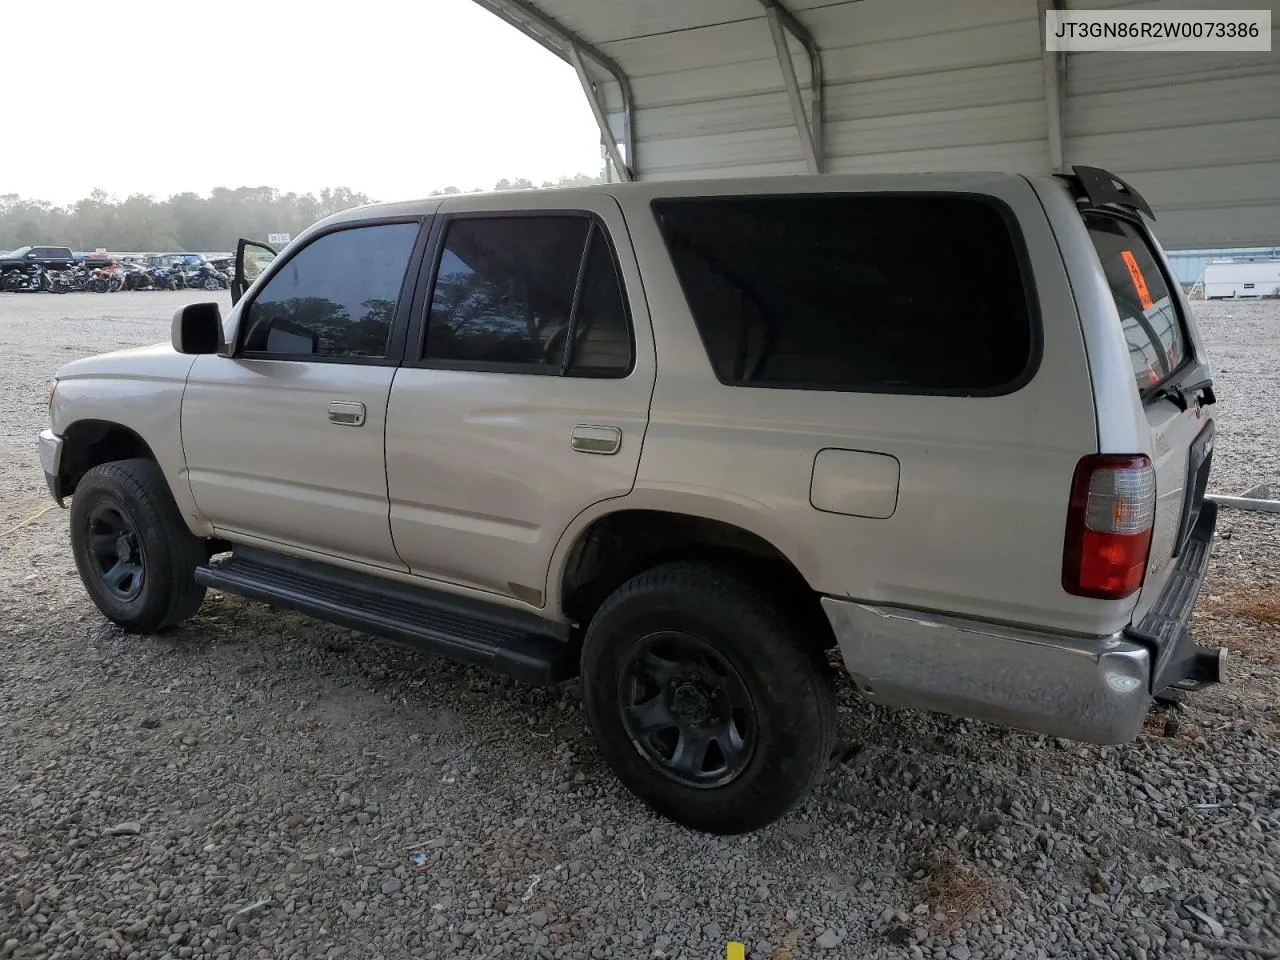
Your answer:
1126,499 -> 1223,696
195,547 -> 578,685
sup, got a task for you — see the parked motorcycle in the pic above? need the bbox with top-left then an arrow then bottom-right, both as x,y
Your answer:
147,266 -> 181,290
1,264 -> 49,292
89,268 -> 112,293
184,263 -> 229,290
121,264 -> 154,290
47,265 -> 94,292
43,269 -> 70,294
89,263 -> 123,293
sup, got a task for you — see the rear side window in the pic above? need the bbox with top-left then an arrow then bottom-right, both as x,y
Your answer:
1084,213 -> 1187,392
423,216 -> 633,376
651,195 -> 1036,394
425,217 -> 587,368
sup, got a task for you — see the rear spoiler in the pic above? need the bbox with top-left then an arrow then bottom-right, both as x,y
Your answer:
1056,165 -> 1156,220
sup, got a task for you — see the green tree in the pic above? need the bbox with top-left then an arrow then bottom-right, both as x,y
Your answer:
0,175 -> 601,253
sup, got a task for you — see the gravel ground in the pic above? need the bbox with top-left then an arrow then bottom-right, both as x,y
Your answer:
1,291 -> 1277,960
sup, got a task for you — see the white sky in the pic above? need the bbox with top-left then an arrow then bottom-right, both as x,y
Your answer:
0,0 -> 603,205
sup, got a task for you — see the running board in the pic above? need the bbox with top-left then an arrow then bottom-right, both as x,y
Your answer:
195,547 -> 577,684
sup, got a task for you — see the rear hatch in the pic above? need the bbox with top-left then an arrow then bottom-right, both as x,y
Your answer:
1083,213 -> 1216,622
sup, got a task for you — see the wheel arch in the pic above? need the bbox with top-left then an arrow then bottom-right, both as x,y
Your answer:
550,497 -> 833,650
56,419 -> 159,500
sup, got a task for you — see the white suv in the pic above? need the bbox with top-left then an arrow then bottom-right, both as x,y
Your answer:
39,167 -> 1224,833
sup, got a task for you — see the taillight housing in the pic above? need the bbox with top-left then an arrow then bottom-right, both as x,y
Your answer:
1062,454 -> 1155,600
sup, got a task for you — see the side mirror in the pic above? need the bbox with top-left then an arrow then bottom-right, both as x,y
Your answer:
172,302 -> 224,355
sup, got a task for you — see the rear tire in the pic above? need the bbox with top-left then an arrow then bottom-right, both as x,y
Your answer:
70,458 -> 207,633
580,561 -> 836,834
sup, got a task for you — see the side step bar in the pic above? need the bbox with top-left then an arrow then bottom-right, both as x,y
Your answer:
195,547 -> 578,684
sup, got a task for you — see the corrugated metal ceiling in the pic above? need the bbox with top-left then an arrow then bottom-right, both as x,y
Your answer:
474,0 -> 1280,247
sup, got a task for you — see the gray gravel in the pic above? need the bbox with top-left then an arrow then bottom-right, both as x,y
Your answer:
1,291 -> 1278,960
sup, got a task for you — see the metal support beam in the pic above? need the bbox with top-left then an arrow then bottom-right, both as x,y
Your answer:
568,45 -> 633,182
1039,0 -> 1067,173
470,0 -> 636,180
760,0 -> 823,174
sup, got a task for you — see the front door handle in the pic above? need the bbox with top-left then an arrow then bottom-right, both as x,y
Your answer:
571,424 -> 622,455
328,401 -> 366,427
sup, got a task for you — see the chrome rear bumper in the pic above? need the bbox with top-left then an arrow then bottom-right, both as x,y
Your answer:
824,502 -> 1223,745
823,600 -> 1152,744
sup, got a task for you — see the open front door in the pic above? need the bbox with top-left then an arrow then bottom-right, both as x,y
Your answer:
231,237 -> 278,305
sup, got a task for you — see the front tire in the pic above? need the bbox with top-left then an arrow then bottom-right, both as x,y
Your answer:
580,561 -> 836,834
70,458 -> 207,633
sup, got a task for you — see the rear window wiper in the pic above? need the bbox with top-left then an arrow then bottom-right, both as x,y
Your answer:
1146,376 -> 1214,411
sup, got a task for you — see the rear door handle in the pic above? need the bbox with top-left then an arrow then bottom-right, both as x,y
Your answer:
571,424 -> 621,455
328,401 -> 366,427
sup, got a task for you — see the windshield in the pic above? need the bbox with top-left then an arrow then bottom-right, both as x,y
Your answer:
1084,212 -> 1188,394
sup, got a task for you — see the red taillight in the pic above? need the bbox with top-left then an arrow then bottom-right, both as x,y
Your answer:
1062,454 -> 1155,600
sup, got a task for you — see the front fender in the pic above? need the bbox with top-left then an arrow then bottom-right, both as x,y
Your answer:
51,346 -> 212,537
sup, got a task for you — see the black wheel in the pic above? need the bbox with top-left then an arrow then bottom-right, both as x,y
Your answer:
70,458 -> 207,633
580,561 -> 836,834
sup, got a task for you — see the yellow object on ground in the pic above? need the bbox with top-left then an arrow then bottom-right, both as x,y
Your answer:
0,503 -> 59,539
726,943 -> 746,960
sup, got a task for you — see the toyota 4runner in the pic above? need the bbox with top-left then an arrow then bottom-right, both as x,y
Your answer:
39,167 -> 1225,833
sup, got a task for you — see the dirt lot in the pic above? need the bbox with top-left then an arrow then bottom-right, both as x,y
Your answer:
1,292 -> 1278,960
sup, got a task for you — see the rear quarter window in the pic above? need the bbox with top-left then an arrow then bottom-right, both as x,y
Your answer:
1083,213 -> 1188,393
651,194 -> 1038,395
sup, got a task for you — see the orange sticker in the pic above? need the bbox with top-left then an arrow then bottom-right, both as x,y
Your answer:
1120,249 -> 1155,310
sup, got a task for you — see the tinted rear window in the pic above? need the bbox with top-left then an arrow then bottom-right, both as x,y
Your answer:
651,195 -> 1037,394
1084,213 -> 1187,393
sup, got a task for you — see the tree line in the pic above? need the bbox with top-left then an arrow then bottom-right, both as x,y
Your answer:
0,173 -> 603,254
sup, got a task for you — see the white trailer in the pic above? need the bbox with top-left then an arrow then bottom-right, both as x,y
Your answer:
1204,260 -> 1280,299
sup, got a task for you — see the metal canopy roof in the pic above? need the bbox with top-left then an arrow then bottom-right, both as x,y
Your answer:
472,0 -> 1280,248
